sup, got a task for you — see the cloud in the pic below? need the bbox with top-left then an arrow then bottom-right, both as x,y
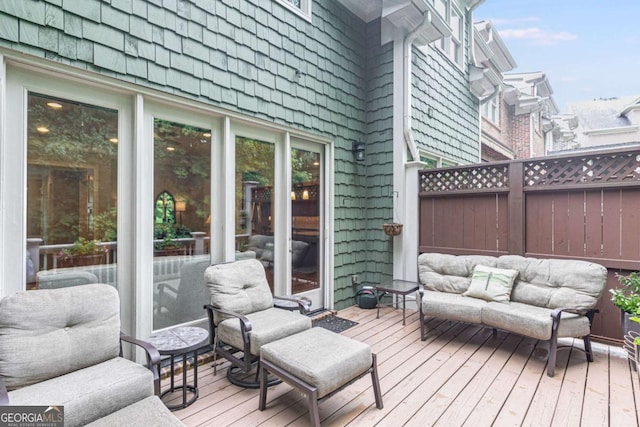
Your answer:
498,27 -> 577,46
558,76 -> 577,83
490,17 -> 540,26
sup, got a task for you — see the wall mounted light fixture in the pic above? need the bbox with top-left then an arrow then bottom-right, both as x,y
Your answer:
352,141 -> 365,162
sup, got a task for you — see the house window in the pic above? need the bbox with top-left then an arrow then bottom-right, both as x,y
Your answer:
275,0 -> 312,20
420,152 -> 458,169
432,1 -> 464,68
482,96 -> 500,125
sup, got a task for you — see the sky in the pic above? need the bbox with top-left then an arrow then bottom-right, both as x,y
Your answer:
474,0 -> 640,112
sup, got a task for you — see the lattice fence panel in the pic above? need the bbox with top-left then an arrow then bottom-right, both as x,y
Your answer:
524,151 -> 640,187
419,165 -> 509,192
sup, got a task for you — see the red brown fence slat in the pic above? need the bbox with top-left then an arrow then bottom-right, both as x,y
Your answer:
418,147 -> 640,343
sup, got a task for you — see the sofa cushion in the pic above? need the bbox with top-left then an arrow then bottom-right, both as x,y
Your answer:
497,256 -> 607,310
418,253 -> 498,294
463,265 -> 519,303
217,307 -> 312,355
0,284 -> 120,390
420,290 -> 486,324
482,301 -> 591,341
7,357 -> 154,427
205,259 -> 274,325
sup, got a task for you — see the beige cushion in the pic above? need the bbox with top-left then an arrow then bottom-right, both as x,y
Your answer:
8,357 -> 154,427
0,284 -> 120,390
463,265 -> 519,303
421,290 -> 486,324
482,301 -> 591,340
205,259 -> 274,325
85,396 -> 184,427
498,255 -> 607,310
260,328 -> 371,398
217,307 -> 311,355
418,253 -> 498,294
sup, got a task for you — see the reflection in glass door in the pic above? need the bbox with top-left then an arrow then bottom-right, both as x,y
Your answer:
291,147 -> 322,307
235,137 -> 276,290
152,119 -> 211,330
26,93 -> 118,290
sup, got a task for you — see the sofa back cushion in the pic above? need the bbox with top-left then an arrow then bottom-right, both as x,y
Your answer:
0,284 -> 121,390
205,259 -> 274,325
497,255 -> 607,310
418,253 -> 498,294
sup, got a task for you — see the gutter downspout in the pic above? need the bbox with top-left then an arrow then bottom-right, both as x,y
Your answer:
468,0 -> 487,162
403,11 -> 432,162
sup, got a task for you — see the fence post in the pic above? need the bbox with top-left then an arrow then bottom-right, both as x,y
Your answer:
508,162 -> 525,255
191,232 -> 206,255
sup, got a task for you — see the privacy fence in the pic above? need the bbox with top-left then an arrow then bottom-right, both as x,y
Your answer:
418,147 -> 640,342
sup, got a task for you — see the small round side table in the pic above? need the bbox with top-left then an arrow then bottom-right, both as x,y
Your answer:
148,326 -> 209,410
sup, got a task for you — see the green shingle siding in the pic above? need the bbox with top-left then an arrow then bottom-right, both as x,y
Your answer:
0,14 -> 19,42
0,0 -> 479,310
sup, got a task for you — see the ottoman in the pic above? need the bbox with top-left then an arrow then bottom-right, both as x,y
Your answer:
258,327 -> 383,426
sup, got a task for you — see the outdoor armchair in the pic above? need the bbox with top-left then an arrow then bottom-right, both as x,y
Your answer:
204,259 -> 312,388
0,284 -> 163,426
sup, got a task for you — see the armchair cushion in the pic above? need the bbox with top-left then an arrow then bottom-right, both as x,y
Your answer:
7,357 -> 154,427
205,259 -> 274,325
217,308 -> 312,355
0,284 -> 120,390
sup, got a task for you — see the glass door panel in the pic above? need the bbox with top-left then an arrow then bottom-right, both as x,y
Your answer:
26,93 -> 118,290
235,137 -> 275,291
291,146 -> 323,308
153,119 -> 211,330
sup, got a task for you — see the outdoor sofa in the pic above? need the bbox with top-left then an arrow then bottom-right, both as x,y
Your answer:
417,252 -> 608,376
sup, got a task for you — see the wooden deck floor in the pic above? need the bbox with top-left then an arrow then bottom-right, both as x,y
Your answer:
171,306 -> 640,426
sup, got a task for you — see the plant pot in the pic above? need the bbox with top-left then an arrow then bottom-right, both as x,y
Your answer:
622,311 -> 640,369
154,247 -> 186,257
57,253 -> 106,268
382,223 -> 403,236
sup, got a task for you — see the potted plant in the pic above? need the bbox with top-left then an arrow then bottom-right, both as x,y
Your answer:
610,272 -> 640,337
57,237 -> 108,267
154,236 -> 186,257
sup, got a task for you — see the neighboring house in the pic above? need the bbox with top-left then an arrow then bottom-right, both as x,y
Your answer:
470,20 -> 517,161
549,96 -> 640,154
472,22 -> 560,161
0,0 -> 484,337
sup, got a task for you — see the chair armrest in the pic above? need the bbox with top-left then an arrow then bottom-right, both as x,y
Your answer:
155,282 -> 178,314
550,307 -> 591,319
120,332 -> 161,396
274,295 -> 311,313
0,378 -> 8,405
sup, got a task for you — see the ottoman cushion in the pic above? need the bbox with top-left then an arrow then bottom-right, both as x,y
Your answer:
260,327 -> 371,398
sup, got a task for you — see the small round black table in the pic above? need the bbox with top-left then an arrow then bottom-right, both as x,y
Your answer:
148,326 -> 209,410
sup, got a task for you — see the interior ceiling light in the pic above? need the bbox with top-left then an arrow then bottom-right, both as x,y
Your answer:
166,146 -> 175,151
313,161 -> 320,166
46,102 -> 63,109
109,138 -> 118,144
203,132 -> 211,137
36,126 -> 50,134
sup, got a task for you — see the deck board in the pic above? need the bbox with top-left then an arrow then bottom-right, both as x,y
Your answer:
173,306 -> 639,427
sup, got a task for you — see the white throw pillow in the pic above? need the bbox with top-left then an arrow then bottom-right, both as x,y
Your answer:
462,264 -> 519,303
